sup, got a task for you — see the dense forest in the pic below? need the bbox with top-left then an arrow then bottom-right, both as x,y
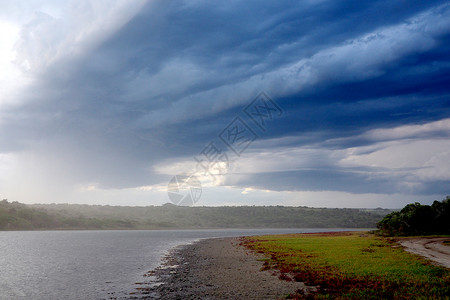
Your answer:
0,199 -> 391,230
377,197 -> 450,236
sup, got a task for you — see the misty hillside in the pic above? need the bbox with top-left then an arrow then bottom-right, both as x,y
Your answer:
0,200 -> 136,230
0,200 -> 392,230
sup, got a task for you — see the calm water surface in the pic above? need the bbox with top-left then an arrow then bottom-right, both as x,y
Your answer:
0,229 -> 354,299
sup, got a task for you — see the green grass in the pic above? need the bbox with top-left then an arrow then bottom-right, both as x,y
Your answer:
241,232 -> 450,299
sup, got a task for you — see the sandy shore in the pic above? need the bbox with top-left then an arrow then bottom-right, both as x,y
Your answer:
134,237 -> 310,299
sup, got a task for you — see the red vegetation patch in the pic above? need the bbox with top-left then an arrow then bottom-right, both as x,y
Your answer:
238,235 -> 448,299
300,231 -> 353,236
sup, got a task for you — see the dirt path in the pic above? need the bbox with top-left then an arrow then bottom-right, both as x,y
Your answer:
399,237 -> 450,268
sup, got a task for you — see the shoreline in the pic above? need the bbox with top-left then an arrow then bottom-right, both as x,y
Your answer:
133,237 -> 312,299
131,232 -> 450,299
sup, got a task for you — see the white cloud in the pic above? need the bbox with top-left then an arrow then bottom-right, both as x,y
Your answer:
232,147 -> 340,174
342,139 -> 449,170
241,187 -> 253,194
154,156 -> 230,189
365,118 -> 450,141
152,117 -> 450,194
340,119 -> 450,181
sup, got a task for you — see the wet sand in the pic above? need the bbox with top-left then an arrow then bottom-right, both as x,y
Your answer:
135,237 -> 311,299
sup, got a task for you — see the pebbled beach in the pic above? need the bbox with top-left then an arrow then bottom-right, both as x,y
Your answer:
136,237 -> 309,300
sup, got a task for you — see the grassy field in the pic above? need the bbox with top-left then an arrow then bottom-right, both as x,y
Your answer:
241,232 -> 450,299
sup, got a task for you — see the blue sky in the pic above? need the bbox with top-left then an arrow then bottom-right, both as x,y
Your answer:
0,0 -> 449,208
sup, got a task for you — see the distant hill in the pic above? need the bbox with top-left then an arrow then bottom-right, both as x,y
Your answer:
0,200 -> 392,230
0,200 -> 136,230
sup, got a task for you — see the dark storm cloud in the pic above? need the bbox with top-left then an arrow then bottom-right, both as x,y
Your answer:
225,169 -> 401,194
1,0 -> 449,196
225,167 -> 450,196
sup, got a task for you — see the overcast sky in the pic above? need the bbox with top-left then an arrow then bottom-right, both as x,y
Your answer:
0,0 -> 449,208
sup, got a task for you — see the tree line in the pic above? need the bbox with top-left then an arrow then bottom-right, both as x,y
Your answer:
377,197 -> 450,236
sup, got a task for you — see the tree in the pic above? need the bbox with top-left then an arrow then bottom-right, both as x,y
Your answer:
377,197 -> 450,236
